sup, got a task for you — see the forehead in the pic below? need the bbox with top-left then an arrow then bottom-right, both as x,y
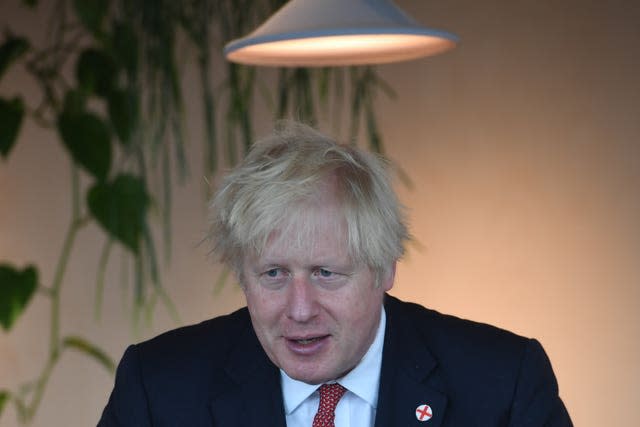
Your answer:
256,193 -> 350,264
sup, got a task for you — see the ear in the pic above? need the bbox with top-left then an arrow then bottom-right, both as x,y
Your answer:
381,262 -> 396,292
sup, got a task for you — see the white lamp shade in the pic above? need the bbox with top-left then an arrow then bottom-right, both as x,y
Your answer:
224,0 -> 458,67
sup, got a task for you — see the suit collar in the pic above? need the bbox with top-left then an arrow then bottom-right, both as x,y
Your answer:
375,295 -> 448,427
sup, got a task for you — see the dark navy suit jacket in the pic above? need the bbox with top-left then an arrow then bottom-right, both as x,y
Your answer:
98,295 -> 572,426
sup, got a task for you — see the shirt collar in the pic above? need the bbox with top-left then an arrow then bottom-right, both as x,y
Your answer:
280,307 -> 387,414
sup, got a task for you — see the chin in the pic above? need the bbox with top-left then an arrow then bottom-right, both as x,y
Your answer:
284,365 -> 333,385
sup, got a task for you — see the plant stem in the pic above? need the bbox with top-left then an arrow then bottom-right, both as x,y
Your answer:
94,238 -> 113,320
49,167 -> 81,357
22,167 -> 85,424
22,354 -> 57,424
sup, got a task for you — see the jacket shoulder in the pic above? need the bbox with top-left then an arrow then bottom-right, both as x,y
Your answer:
387,295 -> 529,354
133,307 -> 251,395
385,295 -> 534,397
384,297 -> 572,425
138,306 -> 250,359
100,307 -> 254,426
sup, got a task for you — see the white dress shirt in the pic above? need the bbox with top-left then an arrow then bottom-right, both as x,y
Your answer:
280,308 -> 386,427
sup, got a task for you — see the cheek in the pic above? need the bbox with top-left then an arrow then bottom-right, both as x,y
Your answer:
343,288 -> 384,326
245,289 -> 281,326
329,290 -> 377,324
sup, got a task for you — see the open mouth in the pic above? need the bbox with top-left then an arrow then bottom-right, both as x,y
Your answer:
287,335 -> 329,345
285,334 -> 330,355
295,337 -> 322,345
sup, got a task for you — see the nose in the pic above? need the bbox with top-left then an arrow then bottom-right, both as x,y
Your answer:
285,275 -> 319,323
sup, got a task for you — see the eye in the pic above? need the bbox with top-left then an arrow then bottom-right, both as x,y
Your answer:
318,268 -> 333,277
265,268 -> 282,278
312,268 -> 336,279
258,267 -> 289,288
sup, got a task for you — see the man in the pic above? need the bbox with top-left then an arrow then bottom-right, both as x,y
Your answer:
99,123 -> 572,426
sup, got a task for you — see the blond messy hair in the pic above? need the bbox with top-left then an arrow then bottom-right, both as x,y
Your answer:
208,122 -> 409,283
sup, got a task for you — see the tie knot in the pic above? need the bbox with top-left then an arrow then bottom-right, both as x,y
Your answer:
319,383 -> 347,403
313,383 -> 347,427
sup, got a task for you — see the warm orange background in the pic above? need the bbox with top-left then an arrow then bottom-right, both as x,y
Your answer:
1,1 -> 639,426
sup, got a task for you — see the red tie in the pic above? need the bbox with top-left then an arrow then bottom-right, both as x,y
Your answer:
312,383 -> 347,427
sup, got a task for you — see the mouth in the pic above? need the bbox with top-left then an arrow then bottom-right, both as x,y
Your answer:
285,335 -> 330,355
291,336 -> 325,345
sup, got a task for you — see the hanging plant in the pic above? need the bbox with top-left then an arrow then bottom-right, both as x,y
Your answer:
0,0 -> 393,424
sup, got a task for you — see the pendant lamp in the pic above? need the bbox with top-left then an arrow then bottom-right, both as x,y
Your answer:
224,0 -> 458,67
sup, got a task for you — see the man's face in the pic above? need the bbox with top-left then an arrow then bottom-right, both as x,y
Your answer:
241,189 -> 394,385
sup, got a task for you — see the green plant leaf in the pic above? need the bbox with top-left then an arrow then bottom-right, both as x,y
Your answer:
87,175 -> 150,253
57,110 -> 112,181
108,88 -> 138,147
112,21 -> 138,77
0,390 -> 9,416
62,89 -> 87,116
0,36 -> 29,80
62,335 -> 115,373
0,264 -> 38,331
0,97 -> 25,159
73,0 -> 109,35
76,48 -> 118,97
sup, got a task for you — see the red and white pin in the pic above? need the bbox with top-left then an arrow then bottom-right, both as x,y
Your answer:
415,404 -> 433,422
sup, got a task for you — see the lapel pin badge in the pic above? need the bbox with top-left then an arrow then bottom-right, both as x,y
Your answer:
415,404 -> 433,422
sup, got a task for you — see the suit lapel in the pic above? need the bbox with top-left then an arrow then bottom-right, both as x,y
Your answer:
374,296 -> 448,427
208,318 -> 287,427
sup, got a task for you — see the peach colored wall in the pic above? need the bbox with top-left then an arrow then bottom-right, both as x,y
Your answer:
382,2 -> 640,426
1,1 -> 638,426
